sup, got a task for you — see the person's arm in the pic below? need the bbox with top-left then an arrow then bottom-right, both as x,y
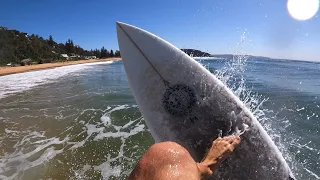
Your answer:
197,136 -> 241,179
128,136 -> 241,180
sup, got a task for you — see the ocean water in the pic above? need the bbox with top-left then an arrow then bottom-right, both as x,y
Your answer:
0,58 -> 319,179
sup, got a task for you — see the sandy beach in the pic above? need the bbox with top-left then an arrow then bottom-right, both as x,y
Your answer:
0,58 -> 121,76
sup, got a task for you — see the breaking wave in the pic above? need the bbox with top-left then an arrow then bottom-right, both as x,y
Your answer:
0,61 -> 114,99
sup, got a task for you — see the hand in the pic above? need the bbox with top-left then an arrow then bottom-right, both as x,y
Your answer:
197,136 -> 241,177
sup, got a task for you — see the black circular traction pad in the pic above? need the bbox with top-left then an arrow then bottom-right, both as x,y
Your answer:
162,84 -> 197,116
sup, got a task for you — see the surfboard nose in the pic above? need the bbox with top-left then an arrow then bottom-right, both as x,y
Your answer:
116,21 -> 192,84
116,21 -> 126,30
116,21 -> 185,65
116,21 -> 137,42
116,21 -> 141,63
116,22 -> 128,43
116,21 -> 163,68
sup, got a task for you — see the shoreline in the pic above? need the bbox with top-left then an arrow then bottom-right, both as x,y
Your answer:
0,58 -> 121,76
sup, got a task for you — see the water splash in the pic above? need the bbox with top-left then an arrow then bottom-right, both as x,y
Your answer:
206,51 -> 319,179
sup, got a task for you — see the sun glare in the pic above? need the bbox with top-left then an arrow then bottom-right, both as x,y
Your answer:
287,0 -> 319,20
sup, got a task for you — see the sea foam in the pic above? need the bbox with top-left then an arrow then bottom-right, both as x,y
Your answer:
0,61 -> 114,99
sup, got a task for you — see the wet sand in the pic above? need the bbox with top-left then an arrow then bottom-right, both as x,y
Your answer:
0,58 -> 121,76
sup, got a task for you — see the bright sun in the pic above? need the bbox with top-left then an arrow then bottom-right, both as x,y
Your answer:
287,0 -> 319,20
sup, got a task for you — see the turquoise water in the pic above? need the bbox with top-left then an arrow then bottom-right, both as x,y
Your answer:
0,58 -> 319,179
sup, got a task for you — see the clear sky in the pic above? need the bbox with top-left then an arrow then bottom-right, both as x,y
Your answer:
0,0 -> 319,61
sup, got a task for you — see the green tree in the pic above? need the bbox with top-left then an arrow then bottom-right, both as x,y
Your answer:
56,43 -> 67,54
65,39 -> 75,54
100,46 -> 106,58
48,35 -> 56,47
94,49 -> 101,58
115,50 -> 121,57
110,50 -> 114,57
75,45 -> 84,55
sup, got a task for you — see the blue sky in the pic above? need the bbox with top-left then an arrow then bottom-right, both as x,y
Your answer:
0,0 -> 319,61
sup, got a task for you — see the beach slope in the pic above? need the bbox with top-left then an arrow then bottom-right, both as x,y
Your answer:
0,58 -> 121,76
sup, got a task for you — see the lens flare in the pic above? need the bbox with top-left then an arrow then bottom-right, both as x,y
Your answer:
287,0 -> 319,20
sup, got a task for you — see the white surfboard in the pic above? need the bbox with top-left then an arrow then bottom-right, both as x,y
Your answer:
116,22 -> 295,180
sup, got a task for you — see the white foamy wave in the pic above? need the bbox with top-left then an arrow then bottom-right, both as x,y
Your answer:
0,61 -> 114,99
67,105 -> 146,179
0,129 -> 70,180
0,104 -> 144,179
93,138 -> 126,180
69,105 -> 144,150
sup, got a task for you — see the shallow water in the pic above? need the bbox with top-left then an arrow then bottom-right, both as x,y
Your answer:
0,58 -> 319,179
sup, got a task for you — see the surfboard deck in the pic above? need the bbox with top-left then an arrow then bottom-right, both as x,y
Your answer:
116,22 -> 295,180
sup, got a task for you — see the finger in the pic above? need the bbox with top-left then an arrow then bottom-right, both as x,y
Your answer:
231,139 -> 241,146
213,137 -> 222,143
224,144 -> 234,153
212,138 -> 220,146
223,141 -> 230,147
230,136 -> 241,144
234,136 -> 241,142
225,136 -> 236,143
223,136 -> 234,141
207,168 -> 213,175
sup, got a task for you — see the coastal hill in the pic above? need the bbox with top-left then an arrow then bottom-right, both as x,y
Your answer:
0,27 -> 120,66
181,49 -> 212,57
0,26 -> 214,66
2,26 -> 284,67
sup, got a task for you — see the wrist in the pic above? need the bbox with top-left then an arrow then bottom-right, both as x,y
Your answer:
201,158 -> 218,168
196,162 -> 213,179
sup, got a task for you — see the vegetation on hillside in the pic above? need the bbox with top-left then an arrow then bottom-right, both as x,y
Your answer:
181,49 -> 212,57
0,26 -> 216,66
0,27 -> 121,66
